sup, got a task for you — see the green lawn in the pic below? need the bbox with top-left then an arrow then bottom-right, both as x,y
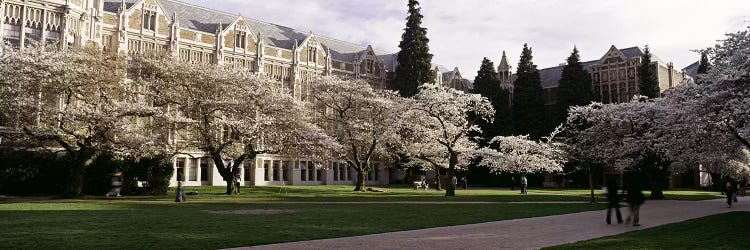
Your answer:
64,186 -> 722,203
0,202 -> 604,249
545,212 -> 750,250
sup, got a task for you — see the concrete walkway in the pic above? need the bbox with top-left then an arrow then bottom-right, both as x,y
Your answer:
230,197 -> 749,250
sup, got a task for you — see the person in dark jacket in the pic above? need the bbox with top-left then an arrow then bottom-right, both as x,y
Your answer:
605,179 -> 623,224
625,179 -> 645,226
726,180 -> 738,208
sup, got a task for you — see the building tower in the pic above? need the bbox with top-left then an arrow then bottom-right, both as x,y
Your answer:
497,50 -> 513,105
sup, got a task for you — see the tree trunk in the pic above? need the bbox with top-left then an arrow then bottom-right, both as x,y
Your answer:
224,178 -> 237,195
354,170 -> 367,191
63,164 -> 86,198
445,153 -> 458,197
588,167 -> 596,203
63,151 -> 97,198
434,167 -> 442,191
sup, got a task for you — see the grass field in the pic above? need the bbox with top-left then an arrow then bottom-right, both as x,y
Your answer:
0,202 -> 604,249
545,212 -> 750,250
63,186 -> 724,203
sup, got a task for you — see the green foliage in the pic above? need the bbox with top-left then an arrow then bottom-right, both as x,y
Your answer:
556,47 -> 593,120
512,44 -> 545,139
0,149 -> 66,195
638,45 -> 660,98
122,157 -> 174,195
697,51 -> 711,75
471,58 -> 511,145
393,0 -> 435,97
82,154 -> 123,196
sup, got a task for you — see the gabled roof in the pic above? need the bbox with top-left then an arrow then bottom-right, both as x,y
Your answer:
536,46 -> 668,89
103,0 -> 137,12
683,61 -> 700,79
103,0 -> 393,64
538,61 -> 598,89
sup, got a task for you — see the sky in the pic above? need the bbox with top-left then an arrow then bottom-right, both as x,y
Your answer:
184,0 -> 750,79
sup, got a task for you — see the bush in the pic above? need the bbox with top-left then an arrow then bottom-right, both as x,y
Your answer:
83,154 -> 124,196
0,149 -> 67,195
122,157 -> 174,195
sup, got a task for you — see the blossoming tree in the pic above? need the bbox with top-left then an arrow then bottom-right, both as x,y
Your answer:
0,44 -> 159,197
133,55 -> 335,195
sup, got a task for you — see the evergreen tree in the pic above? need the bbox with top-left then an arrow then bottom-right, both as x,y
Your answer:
697,51 -> 711,75
392,0 -> 434,97
473,58 -> 501,98
638,45 -> 660,98
471,58 -> 512,145
512,44 -> 545,139
556,47 -> 593,123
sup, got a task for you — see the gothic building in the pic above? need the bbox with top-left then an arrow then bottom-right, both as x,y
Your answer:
501,45 -> 690,106
1,0 -> 398,187
433,64 -> 472,92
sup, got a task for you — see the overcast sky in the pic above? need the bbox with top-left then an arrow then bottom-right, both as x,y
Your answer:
184,0 -> 750,79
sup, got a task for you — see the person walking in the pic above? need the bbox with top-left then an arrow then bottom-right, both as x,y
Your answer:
451,175 -> 458,191
605,179 -> 623,224
726,180 -> 738,208
520,174 -> 528,194
625,178 -> 645,226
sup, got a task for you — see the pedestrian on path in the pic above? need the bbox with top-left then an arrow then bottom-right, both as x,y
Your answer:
726,180 -> 738,208
624,178 -> 644,226
520,175 -> 528,194
605,179 -> 623,224
451,175 -> 458,191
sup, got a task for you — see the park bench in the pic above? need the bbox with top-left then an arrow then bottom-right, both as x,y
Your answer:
413,181 -> 429,190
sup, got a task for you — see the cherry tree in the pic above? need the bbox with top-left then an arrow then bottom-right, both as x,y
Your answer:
309,76 -> 406,191
133,55 -> 335,195
0,44 -> 159,197
476,133 -> 565,175
406,85 -> 493,196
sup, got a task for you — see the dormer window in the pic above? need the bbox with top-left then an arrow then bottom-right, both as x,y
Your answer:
142,10 -> 156,31
235,31 -> 246,49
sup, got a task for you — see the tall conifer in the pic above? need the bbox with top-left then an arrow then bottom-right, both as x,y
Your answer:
393,0 -> 434,97
638,45 -> 660,98
697,51 -> 711,75
472,58 -> 511,145
512,44 -> 545,139
555,47 -> 593,124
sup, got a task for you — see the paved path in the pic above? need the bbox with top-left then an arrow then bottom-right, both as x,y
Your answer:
230,197 -> 749,250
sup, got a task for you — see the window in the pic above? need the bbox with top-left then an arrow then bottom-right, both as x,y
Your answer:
282,161 -> 290,182
243,161 -> 252,182
142,11 -> 156,31
175,158 -> 185,181
235,31 -> 246,49
300,161 -> 307,181
3,23 -> 21,47
272,160 -> 281,181
263,160 -> 270,181
308,47 -> 317,63
333,162 -> 339,181
200,159 -> 210,182
316,166 -> 323,181
189,158 -> 198,181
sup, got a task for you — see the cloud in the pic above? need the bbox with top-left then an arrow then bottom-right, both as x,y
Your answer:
181,0 -> 750,79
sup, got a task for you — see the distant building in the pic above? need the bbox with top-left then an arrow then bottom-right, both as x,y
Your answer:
502,45 -> 691,106
433,64 -> 473,92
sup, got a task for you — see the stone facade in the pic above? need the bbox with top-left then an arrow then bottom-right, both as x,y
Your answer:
1,0 -> 396,187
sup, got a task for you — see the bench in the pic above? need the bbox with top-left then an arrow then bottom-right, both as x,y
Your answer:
413,181 -> 429,190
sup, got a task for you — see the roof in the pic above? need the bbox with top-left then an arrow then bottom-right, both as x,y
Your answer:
538,61 -> 598,89
537,46 -> 666,89
683,61 -> 700,79
104,0 -> 394,65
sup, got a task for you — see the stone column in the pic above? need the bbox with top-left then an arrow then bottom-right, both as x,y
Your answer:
169,12 -> 180,58
115,3 -> 128,54
214,22 -> 224,65
0,0 -> 5,44
18,4 -> 26,49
